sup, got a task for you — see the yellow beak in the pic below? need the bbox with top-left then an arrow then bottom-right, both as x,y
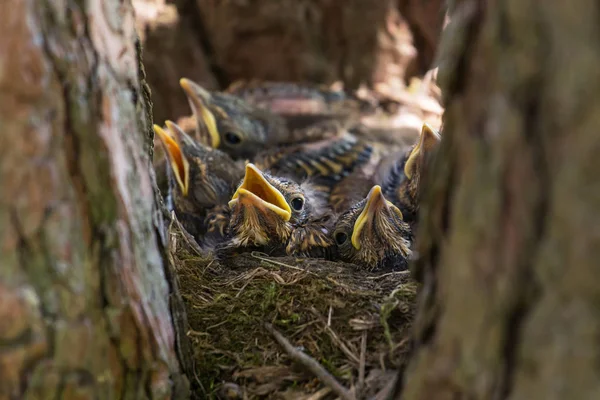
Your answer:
228,164 -> 292,221
153,124 -> 189,196
404,122 -> 441,179
351,185 -> 402,250
179,77 -> 221,149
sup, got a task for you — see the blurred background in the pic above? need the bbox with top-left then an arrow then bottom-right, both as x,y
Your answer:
133,0 -> 446,135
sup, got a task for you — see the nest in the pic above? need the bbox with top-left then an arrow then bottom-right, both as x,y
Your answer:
169,221 -> 418,400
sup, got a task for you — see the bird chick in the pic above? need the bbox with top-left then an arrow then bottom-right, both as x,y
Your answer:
379,123 -> 441,226
153,115 -> 200,198
332,185 -> 412,271
179,78 -> 289,160
327,136 -> 406,214
153,121 -> 245,242
179,78 -> 360,158
254,125 -> 374,196
219,163 -> 332,257
225,80 -> 375,132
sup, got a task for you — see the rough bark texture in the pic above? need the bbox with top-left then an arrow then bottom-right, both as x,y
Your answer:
397,0 -> 447,78
193,0 -> 445,85
135,0 -> 218,123
135,0 -> 445,123
194,0 -> 397,87
0,0 -> 188,398
401,0 -> 600,399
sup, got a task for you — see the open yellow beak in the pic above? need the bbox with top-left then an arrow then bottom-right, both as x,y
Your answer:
179,77 -> 221,149
228,164 -> 292,221
153,124 -> 190,196
351,185 -> 402,250
165,119 -> 197,150
404,123 -> 441,179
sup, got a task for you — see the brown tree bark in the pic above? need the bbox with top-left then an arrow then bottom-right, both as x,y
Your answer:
397,0 -> 446,78
135,0 -> 445,123
191,0 -> 444,87
135,0 -> 218,123
400,0 -> 600,399
0,0 -> 189,398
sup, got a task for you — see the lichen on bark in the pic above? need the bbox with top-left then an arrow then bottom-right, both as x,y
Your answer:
0,0 -> 187,398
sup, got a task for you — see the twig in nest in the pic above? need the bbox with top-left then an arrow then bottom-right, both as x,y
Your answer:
205,319 -> 229,331
326,276 -> 354,292
372,370 -> 399,400
358,331 -> 367,390
172,211 -> 203,256
305,387 -> 332,400
222,267 -> 268,287
310,307 -> 360,365
251,252 -> 316,274
168,210 -> 175,233
264,323 -> 355,400
365,271 -> 411,280
234,268 -> 269,298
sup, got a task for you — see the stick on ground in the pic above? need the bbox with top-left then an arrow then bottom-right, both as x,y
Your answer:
264,323 -> 356,400
358,331 -> 367,389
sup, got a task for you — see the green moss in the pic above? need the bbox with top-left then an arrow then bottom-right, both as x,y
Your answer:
172,235 -> 417,398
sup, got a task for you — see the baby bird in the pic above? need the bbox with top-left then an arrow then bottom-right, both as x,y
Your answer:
332,185 -> 412,271
379,123 -> 441,227
327,138 -> 406,214
330,123 -> 441,222
218,163 -> 333,258
253,124 -> 374,195
225,80 -> 374,132
153,121 -> 245,242
179,78 -> 289,160
180,78 -> 363,159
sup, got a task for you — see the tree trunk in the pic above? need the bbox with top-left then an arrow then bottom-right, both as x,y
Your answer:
135,0 -> 445,123
135,0 -> 219,124
400,0 -> 600,399
0,0 -> 189,398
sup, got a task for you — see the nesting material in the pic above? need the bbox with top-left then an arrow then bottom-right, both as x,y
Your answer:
170,224 -> 418,399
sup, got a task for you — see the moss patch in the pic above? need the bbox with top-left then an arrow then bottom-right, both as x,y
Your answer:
170,227 -> 418,399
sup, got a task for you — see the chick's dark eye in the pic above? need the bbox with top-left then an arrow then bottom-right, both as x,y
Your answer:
290,197 -> 304,211
335,232 -> 348,245
224,131 -> 242,145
